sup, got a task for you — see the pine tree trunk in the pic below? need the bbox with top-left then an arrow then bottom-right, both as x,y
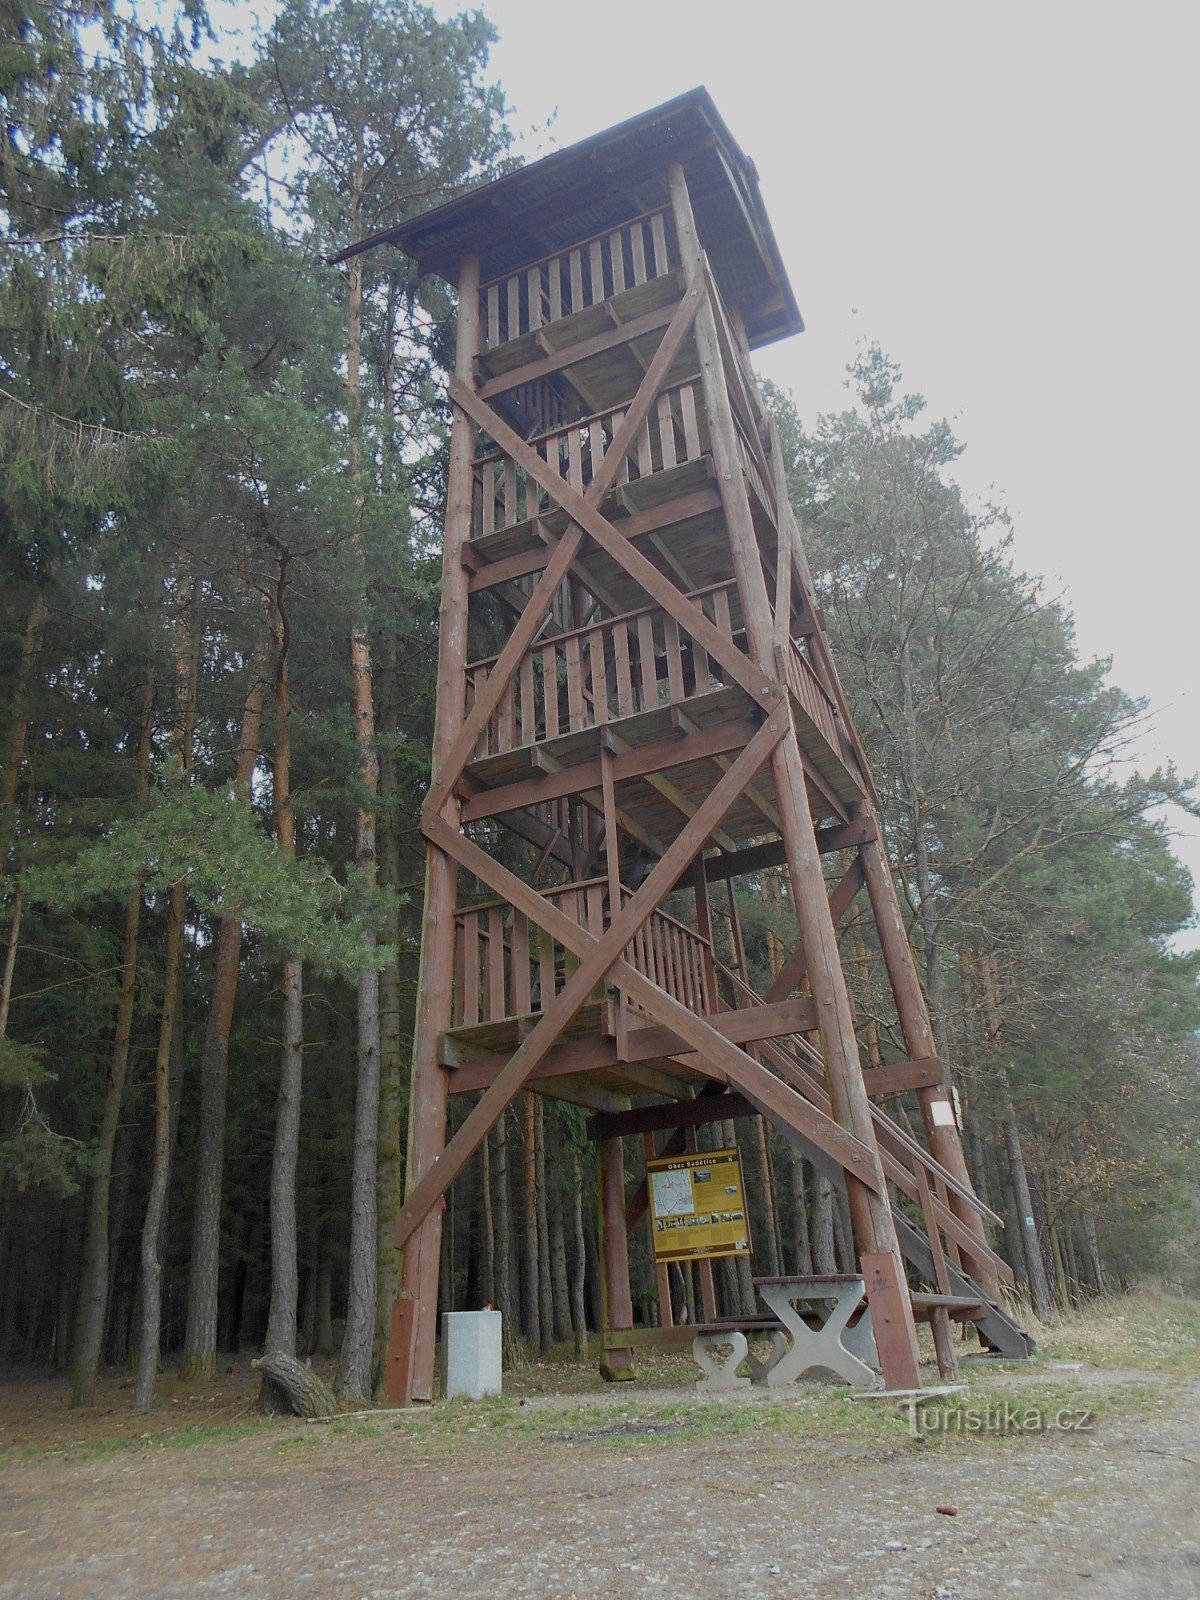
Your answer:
182,637 -> 267,1381
789,1156 -> 813,1275
810,1171 -> 837,1275
71,669 -> 156,1406
0,588 -> 47,859
264,571 -> 303,1361
999,1078 -> 1053,1316
481,1134 -> 495,1305
535,1099 -> 554,1353
520,1094 -> 540,1349
373,625 -> 404,1387
133,571 -> 199,1413
751,1117 -> 780,1276
569,1147 -> 587,1359
545,1116 -> 571,1343
334,234 -> 382,1404
490,1114 -> 513,1327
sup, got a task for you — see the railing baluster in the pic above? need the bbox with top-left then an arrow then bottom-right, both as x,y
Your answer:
508,275 -> 524,344
511,911 -> 531,1016
679,383 -> 701,459
609,227 -> 626,294
519,652 -> 536,746
630,219 -> 647,285
650,210 -> 668,276
636,612 -> 657,709
589,238 -> 604,306
503,459 -> 517,527
613,622 -> 634,717
568,247 -> 583,312
486,283 -> 499,348
588,627 -> 608,726
567,426 -> 583,493
537,922 -> 554,1011
487,907 -> 505,1021
663,615 -> 684,702
565,633 -> 585,730
463,911 -> 480,1025
542,644 -> 560,739
548,256 -> 562,322
657,391 -> 677,469
527,266 -> 542,331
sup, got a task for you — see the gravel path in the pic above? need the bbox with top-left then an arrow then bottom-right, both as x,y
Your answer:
0,1371 -> 1196,1599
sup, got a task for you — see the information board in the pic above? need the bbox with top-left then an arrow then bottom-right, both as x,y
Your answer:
646,1146 -> 751,1264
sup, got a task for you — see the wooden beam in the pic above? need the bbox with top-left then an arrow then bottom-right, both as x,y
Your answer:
477,300 -> 679,398
460,716 -> 762,822
861,1057 -> 945,1099
590,1091 -> 755,1142
466,485 -> 723,595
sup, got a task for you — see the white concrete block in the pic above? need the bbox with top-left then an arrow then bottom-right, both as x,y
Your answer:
442,1309 -> 503,1400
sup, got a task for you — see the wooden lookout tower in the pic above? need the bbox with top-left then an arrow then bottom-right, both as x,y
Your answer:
340,89 -> 1031,1405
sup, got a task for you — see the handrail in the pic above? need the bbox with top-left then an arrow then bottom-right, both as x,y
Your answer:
478,205 -> 674,290
465,579 -> 738,672
472,373 -> 701,468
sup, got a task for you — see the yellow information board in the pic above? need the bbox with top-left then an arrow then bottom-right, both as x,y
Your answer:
646,1146 -> 751,1264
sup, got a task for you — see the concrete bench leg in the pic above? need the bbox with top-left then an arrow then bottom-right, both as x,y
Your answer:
844,1307 -> 879,1369
692,1331 -> 752,1392
744,1329 -> 790,1386
758,1279 -> 881,1390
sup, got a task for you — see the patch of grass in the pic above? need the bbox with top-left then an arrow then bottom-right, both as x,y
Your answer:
1027,1285 -> 1200,1375
1,1415 -> 276,1469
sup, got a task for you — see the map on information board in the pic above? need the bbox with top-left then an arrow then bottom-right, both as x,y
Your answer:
650,1168 -> 695,1218
646,1147 -> 751,1264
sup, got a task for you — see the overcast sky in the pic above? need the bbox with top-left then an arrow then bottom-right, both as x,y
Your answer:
437,0 -> 1199,941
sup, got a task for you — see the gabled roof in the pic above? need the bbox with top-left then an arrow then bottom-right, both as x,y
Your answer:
334,87 -> 803,352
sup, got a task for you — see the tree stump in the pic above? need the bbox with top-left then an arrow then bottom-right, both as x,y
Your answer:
252,1352 -> 338,1419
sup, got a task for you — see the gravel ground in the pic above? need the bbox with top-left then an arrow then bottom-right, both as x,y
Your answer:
0,1365 -> 1196,1600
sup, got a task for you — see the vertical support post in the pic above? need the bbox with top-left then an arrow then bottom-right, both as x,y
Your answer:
683,1126 -> 719,1321
858,820 -> 1000,1301
598,1135 -> 636,1380
386,255 -> 481,1407
669,163 -> 921,1390
642,1131 -> 673,1329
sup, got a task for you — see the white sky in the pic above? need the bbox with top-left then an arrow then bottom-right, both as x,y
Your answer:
453,0 -> 1200,944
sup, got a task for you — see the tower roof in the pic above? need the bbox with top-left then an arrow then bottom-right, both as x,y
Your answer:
335,87 -> 803,351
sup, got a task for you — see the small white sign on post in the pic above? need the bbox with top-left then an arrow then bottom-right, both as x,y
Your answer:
442,1309 -> 503,1400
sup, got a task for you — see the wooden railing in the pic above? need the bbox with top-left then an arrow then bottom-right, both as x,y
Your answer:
786,641 -> 843,758
474,378 -> 706,540
465,581 -> 740,761
452,880 -> 715,1028
478,208 -> 677,350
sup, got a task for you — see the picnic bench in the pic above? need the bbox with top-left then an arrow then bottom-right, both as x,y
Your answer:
689,1275 -> 986,1391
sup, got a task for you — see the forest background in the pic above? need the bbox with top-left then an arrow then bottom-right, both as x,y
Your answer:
1,0 -> 1197,1411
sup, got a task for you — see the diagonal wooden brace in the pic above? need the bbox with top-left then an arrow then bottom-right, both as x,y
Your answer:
425,286 -> 705,820
425,816 -> 888,1197
450,377 -> 779,721
393,705 -> 788,1253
